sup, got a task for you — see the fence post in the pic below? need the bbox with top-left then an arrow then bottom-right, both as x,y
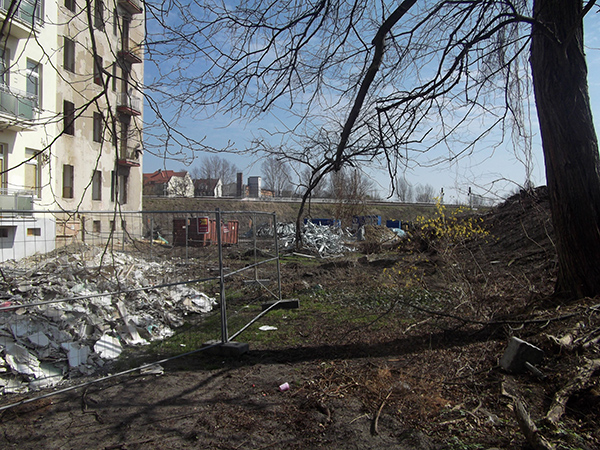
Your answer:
253,213 -> 258,281
185,214 -> 189,263
273,212 -> 282,301
216,208 -> 228,343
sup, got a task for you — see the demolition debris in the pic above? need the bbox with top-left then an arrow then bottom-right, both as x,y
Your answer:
0,246 -> 216,395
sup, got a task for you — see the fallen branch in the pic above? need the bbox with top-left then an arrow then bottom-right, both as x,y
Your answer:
545,358 -> 600,426
514,399 -> 555,450
371,391 -> 392,435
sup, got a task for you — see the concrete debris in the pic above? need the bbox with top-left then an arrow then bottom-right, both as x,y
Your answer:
0,246 -> 216,394
93,334 -> 122,360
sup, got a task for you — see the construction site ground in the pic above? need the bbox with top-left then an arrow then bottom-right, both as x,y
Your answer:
0,188 -> 599,450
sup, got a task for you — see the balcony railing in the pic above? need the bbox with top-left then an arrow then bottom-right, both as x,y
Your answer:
0,0 -> 42,38
117,92 -> 141,116
118,0 -> 142,15
0,189 -> 34,216
0,84 -> 37,124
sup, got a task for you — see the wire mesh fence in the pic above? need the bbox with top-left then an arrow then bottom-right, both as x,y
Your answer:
0,209 -> 282,402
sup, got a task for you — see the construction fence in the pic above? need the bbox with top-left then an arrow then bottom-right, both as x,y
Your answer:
0,209 -> 285,406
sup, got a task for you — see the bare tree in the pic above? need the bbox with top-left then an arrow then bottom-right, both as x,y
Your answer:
196,155 -> 238,185
261,156 -> 292,197
414,184 -> 436,203
143,1 -> 600,299
395,177 -> 414,203
299,167 -> 328,198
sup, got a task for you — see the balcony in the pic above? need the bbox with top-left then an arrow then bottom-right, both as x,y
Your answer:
118,143 -> 142,167
0,189 -> 34,216
118,42 -> 142,64
118,0 -> 142,15
0,84 -> 37,129
117,92 -> 142,116
0,0 -> 42,39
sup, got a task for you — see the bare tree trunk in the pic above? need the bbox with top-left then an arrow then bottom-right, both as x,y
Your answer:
530,0 -> 600,298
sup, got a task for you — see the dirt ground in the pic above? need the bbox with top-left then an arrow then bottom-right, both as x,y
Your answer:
0,187 -> 599,450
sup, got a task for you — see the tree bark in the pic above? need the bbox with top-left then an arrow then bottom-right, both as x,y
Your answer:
530,0 -> 600,298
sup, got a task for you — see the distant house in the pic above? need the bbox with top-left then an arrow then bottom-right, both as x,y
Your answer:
194,178 -> 223,197
143,170 -> 194,197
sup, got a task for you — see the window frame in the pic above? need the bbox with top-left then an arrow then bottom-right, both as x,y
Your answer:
63,100 -> 75,135
0,144 -> 6,190
64,37 -> 75,73
93,55 -> 103,85
62,164 -> 74,199
94,0 -> 105,30
93,111 -> 103,143
26,59 -> 40,108
24,148 -> 41,197
92,170 -> 102,200
65,0 -> 76,13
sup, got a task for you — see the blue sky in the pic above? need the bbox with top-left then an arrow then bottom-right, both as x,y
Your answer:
142,8 -> 600,204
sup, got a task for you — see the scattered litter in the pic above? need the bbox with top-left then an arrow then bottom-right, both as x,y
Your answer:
140,364 -> 164,375
258,325 -> 278,331
279,382 -> 290,392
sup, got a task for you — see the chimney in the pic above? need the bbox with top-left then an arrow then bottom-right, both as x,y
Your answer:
236,172 -> 243,197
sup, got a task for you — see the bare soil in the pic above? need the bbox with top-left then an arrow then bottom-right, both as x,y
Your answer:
1,188 -> 599,450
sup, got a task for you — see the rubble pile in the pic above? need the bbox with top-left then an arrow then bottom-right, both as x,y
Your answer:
0,246 -> 216,395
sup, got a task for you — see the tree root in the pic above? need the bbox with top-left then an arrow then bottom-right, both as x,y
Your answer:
545,358 -> 600,426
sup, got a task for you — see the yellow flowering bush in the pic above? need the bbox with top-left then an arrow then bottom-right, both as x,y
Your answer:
414,198 -> 490,255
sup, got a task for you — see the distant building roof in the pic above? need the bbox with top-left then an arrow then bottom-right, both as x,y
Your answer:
143,169 -> 188,186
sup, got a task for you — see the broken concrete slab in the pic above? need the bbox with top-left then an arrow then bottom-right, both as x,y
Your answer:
93,334 -> 122,360
500,337 -> 544,373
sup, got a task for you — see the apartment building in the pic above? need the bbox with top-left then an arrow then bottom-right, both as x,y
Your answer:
0,0 -> 144,260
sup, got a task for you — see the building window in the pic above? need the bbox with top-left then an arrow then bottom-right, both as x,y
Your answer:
94,0 -> 104,30
63,100 -> 75,135
27,228 -> 42,237
113,8 -> 118,35
93,111 -> 103,142
0,48 -> 9,86
24,149 -> 41,197
64,37 -> 75,72
111,117 -> 117,148
63,164 -> 74,198
94,55 -> 103,85
0,228 -> 8,238
93,220 -> 101,232
65,0 -> 76,13
0,144 -> 6,189
110,170 -> 115,202
119,173 -> 128,204
111,63 -> 117,91
26,59 -> 40,108
92,170 -> 102,200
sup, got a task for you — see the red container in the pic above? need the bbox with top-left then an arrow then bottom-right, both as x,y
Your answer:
173,218 -> 239,247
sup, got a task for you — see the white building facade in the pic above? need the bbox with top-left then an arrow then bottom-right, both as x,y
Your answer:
0,0 -> 144,261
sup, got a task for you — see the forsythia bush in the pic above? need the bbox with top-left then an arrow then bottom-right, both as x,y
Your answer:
414,198 -> 490,254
